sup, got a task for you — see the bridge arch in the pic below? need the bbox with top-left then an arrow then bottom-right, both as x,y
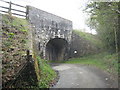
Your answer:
45,38 -> 68,61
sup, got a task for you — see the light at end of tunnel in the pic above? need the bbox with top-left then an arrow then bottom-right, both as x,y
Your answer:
74,50 -> 77,54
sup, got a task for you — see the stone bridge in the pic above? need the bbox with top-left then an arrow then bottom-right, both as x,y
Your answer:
28,6 -> 73,61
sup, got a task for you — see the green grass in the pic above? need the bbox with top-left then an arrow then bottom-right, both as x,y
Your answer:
48,60 -> 65,63
2,14 -> 29,32
73,30 -> 103,48
65,52 -> 118,75
37,56 -> 56,88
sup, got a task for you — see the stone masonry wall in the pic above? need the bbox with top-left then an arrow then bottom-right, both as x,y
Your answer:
69,32 -> 98,58
28,6 -> 73,59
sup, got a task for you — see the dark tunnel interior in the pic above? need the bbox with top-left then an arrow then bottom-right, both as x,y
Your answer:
45,38 -> 68,61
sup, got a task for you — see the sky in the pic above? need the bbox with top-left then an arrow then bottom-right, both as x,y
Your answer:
0,0 -> 97,34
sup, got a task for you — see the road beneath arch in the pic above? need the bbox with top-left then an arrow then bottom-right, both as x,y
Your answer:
45,38 -> 68,61
51,64 -> 118,88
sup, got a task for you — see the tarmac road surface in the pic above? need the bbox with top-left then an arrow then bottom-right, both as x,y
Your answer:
51,64 -> 118,88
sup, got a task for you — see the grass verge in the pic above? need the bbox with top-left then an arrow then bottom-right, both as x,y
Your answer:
64,52 -> 118,76
37,56 -> 57,88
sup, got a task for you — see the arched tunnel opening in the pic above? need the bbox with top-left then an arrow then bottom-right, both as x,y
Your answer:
45,38 -> 68,61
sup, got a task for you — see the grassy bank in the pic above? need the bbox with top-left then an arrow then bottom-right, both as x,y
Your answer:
73,30 -> 103,48
2,14 -> 29,86
37,56 -> 57,88
65,52 -> 118,76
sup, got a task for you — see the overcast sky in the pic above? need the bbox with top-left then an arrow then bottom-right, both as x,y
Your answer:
0,0 -> 97,34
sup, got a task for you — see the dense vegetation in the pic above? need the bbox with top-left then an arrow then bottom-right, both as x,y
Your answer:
85,2 -> 119,53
